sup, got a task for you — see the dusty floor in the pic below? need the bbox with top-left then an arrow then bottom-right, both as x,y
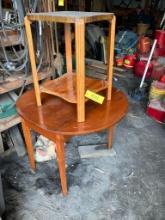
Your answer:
0,72 -> 165,220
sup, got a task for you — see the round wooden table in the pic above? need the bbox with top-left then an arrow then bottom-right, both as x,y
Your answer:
16,88 -> 128,195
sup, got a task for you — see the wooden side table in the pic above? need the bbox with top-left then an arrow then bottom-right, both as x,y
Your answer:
24,11 -> 116,122
16,88 -> 128,195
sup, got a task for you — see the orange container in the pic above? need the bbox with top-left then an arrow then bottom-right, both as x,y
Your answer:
115,56 -> 124,66
138,37 -> 150,54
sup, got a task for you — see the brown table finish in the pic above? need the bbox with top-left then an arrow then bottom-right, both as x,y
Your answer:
16,88 -> 128,195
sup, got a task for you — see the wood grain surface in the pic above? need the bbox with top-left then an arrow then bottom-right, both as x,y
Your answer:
16,88 -> 128,136
40,73 -> 107,103
27,11 -> 114,23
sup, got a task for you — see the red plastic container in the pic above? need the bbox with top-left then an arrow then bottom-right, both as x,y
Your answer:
123,54 -> 136,69
147,106 -> 165,123
160,75 -> 165,83
151,66 -> 165,80
154,47 -> 165,57
155,30 -> 165,49
134,61 -> 153,79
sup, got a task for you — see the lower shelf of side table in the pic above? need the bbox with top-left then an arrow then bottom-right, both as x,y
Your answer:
40,73 -> 108,103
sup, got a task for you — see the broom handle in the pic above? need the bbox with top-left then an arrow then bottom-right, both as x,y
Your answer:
160,12 -> 165,28
139,39 -> 157,88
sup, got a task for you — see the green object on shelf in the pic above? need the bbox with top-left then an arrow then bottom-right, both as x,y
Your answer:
0,102 -> 17,119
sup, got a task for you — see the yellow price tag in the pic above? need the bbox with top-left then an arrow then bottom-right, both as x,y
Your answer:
85,90 -> 104,104
58,0 -> 64,6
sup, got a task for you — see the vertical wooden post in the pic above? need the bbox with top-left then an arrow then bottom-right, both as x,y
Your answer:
55,135 -> 67,195
65,24 -> 72,75
21,119 -> 36,170
107,15 -> 116,100
24,16 -> 41,106
75,19 -> 85,122
108,126 -> 114,149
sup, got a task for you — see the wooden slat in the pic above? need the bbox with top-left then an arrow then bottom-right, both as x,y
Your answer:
0,30 -> 22,47
86,67 -> 107,80
85,58 -> 125,73
0,114 -> 20,132
0,68 -> 53,95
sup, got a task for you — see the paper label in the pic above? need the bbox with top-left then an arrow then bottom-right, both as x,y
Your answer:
85,90 -> 104,104
58,0 -> 64,6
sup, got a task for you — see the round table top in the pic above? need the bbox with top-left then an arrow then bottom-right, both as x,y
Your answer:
16,88 -> 128,136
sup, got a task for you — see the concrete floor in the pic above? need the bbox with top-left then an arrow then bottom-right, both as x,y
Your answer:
0,72 -> 165,220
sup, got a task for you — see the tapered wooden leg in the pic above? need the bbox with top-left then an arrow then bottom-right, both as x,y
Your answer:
21,119 -> 35,170
75,20 -> 85,122
24,16 -> 41,106
55,135 -> 67,195
107,16 -> 116,100
108,127 -> 114,149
